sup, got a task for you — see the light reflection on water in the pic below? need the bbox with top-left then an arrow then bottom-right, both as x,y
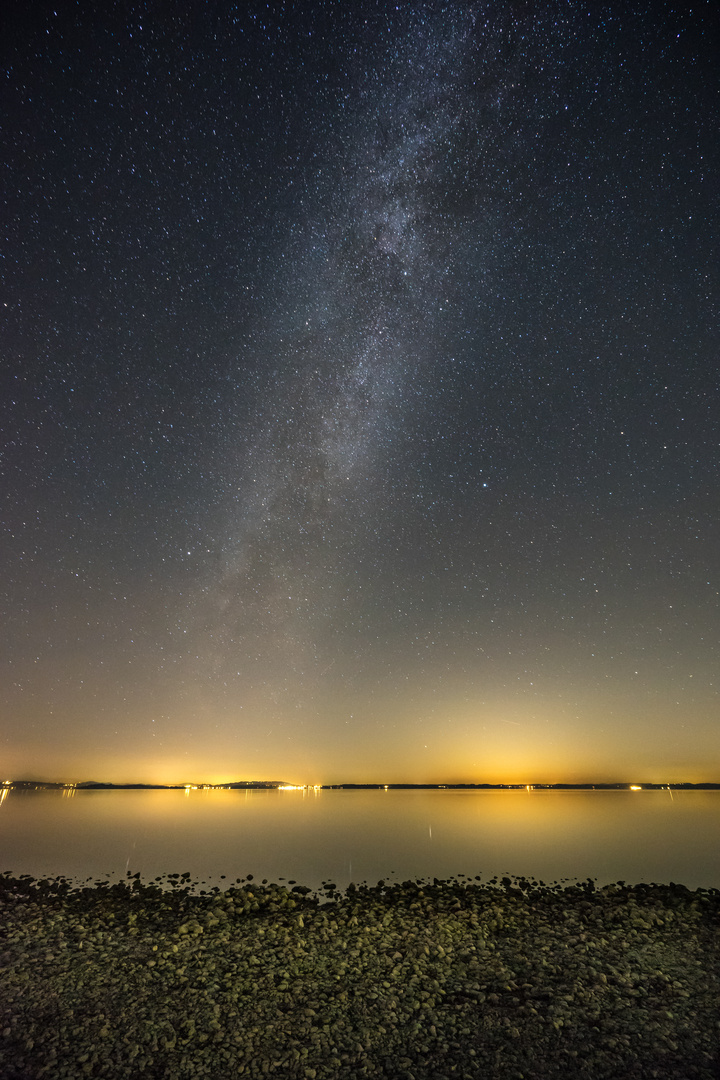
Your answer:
1,788 -> 719,891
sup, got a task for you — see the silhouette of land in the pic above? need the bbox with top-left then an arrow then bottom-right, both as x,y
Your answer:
4,780 -> 720,791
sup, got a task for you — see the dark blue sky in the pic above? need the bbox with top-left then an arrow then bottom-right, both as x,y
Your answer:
2,1 -> 718,783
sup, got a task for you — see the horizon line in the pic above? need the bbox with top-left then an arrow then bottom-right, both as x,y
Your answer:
4,778 -> 720,790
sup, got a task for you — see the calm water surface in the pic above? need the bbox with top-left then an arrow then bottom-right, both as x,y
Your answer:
2,788 -> 719,891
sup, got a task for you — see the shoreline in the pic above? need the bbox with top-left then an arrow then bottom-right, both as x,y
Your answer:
2,873 -> 718,1078
7,781 -> 720,791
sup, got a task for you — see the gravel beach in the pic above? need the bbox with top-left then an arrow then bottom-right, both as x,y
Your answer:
1,872 -> 718,1079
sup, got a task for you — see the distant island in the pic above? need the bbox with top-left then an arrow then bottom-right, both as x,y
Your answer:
3,779 -> 720,791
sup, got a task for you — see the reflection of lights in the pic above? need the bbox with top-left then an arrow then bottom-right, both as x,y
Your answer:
0,788 -> 7,806
630,785 -> 642,791
277,784 -> 323,792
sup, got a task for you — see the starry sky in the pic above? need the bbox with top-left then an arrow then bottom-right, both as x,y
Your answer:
2,1 -> 718,785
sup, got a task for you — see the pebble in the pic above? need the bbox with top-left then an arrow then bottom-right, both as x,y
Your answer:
0,873 -> 718,1078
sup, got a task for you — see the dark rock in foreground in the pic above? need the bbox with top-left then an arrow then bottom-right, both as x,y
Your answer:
1,872 -> 718,1079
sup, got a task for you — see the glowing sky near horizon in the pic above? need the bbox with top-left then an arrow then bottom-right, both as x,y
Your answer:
2,2 -> 718,786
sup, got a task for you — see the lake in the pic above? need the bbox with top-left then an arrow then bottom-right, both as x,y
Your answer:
2,787 -> 719,891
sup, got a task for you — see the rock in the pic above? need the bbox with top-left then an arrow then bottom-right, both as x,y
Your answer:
0,872 -> 718,1078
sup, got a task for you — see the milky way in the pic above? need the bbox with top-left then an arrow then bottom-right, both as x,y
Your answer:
198,9 -> 504,693
2,2 -> 718,783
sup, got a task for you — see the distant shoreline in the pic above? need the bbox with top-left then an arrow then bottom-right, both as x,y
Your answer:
5,780 -> 720,792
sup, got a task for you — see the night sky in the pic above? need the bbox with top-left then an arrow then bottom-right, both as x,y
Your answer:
3,1 -> 718,785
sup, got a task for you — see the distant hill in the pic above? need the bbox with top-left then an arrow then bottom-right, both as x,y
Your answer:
76,782 -> 174,789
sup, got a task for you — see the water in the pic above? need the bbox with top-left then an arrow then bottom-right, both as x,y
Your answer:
2,787 -> 719,891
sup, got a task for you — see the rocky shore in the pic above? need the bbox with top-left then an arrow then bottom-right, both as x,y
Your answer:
1,871 -> 718,1079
